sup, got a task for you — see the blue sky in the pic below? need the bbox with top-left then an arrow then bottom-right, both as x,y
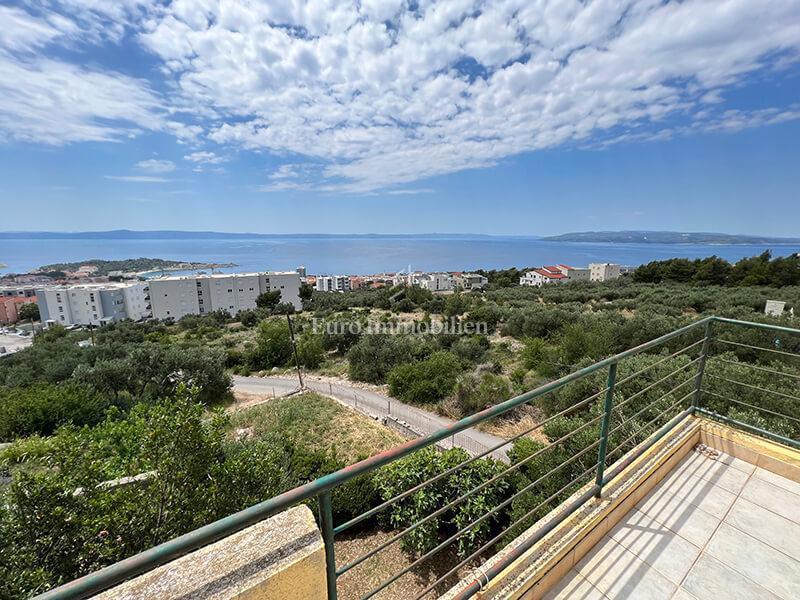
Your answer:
1,1 -> 799,236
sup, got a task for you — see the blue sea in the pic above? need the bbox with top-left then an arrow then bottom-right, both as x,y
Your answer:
1,236 -> 799,276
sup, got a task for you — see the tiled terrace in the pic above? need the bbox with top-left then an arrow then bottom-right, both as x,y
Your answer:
544,446 -> 800,600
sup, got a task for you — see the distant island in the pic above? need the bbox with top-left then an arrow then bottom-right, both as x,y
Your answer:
0,230 -> 498,240
542,231 -> 800,245
34,258 -> 236,276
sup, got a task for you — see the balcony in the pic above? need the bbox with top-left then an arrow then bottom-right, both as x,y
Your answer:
38,317 -> 799,600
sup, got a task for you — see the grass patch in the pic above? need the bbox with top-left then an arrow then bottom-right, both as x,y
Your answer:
227,392 -> 403,464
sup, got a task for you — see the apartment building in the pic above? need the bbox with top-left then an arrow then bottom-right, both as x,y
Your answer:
589,263 -> 622,282
149,271 -> 301,320
453,273 -> 488,290
417,272 -> 453,292
36,282 -> 151,326
315,275 -> 351,293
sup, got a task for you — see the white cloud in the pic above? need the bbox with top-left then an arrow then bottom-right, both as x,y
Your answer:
4,0 -> 800,190
136,159 -> 175,173
184,151 -> 227,164
138,0 -> 800,191
104,175 -> 169,183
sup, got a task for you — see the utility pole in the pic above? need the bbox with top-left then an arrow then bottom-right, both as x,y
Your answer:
286,313 -> 304,390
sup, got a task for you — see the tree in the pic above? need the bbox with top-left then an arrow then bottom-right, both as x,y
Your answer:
347,334 -> 430,383
298,282 -> 314,309
253,319 -> 293,369
18,302 -> 40,322
255,290 -> 282,311
388,351 -> 462,404
297,333 -> 325,369
273,302 -> 296,315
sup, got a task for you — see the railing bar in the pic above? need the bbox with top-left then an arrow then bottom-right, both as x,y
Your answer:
335,385 -> 609,534
714,339 -> 800,360
607,377 -> 696,439
604,391 -> 694,462
336,414 -> 605,575
614,338 -> 706,388
709,358 -> 800,381
412,464 -> 600,600
611,358 -> 701,414
712,317 -> 800,336
702,389 -> 800,424
704,373 -> 800,404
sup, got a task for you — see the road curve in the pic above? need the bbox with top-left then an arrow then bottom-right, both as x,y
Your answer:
231,374 -> 509,462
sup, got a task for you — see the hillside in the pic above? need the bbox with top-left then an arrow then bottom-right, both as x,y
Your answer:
542,231 -> 800,245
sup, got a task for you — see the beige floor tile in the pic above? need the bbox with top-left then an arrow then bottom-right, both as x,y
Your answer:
725,498 -> 800,562
706,522 -> 800,600
575,536 -> 676,600
650,471 -> 737,519
753,466 -> 800,497
635,488 -> 721,547
608,509 -> 701,585
670,453 -> 751,494
672,589 -> 698,600
708,450 -> 756,474
542,570 -> 607,600
682,554 -> 780,600
741,477 -> 800,524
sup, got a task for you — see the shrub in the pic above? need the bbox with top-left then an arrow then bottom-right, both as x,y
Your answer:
253,319 -> 293,369
388,351 -> 462,404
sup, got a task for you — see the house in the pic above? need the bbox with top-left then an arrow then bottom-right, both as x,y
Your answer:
519,266 -> 568,287
589,263 -> 622,282
453,273 -> 488,290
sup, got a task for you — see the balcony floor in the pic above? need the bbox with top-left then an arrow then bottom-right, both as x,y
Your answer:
544,446 -> 800,600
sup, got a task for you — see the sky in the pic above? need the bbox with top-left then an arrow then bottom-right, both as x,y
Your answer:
1,0 -> 799,236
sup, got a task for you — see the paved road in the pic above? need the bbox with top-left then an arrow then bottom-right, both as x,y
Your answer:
232,375 -> 509,462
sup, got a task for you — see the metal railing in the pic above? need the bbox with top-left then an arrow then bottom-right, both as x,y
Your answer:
38,316 -> 800,600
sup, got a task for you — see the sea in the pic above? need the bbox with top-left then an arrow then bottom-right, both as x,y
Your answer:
1,235 -> 799,276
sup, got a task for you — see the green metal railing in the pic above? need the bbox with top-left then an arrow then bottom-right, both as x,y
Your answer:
37,316 -> 800,600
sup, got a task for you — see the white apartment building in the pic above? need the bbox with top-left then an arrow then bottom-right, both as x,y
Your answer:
315,275 -> 351,293
36,282 -> 151,326
149,271 -> 301,320
417,273 -> 453,292
589,263 -> 622,282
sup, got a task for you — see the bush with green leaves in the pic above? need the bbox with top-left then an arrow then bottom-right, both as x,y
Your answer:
373,447 -> 510,557
0,383 -> 119,442
252,318 -> 293,369
347,334 -> 432,383
387,351 -> 463,404
450,371 -> 511,415
0,389 -> 346,599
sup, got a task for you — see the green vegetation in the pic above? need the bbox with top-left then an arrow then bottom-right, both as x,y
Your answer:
34,257 -> 220,275
1,252 -> 798,598
633,251 -> 800,287
16,303 -> 39,322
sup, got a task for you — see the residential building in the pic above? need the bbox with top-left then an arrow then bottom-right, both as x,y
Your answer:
149,271 -> 301,320
556,264 -> 591,282
520,266 -> 568,286
315,275 -> 351,293
36,282 -> 151,326
453,272 -> 488,290
0,296 -> 37,324
417,272 -> 452,292
589,262 -> 622,282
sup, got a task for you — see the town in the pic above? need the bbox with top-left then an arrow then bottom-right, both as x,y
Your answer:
0,261 -> 627,333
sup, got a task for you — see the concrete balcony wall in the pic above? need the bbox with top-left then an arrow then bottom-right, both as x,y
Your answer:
97,505 -> 325,600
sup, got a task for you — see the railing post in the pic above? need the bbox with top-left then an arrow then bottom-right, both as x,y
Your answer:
692,320 -> 713,411
318,491 -> 338,600
594,362 -> 617,498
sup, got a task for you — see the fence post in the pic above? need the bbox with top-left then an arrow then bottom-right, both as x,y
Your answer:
692,320 -> 713,411
318,491 -> 337,600
594,362 -> 617,498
